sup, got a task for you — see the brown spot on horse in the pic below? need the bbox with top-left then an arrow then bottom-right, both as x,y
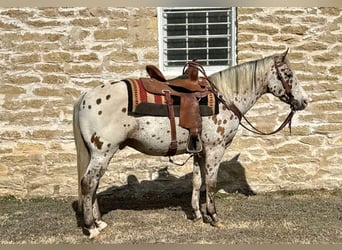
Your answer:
216,126 -> 225,136
91,132 -> 103,150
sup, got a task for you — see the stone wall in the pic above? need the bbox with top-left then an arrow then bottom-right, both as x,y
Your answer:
0,7 -> 159,197
234,7 -> 342,191
0,7 -> 341,198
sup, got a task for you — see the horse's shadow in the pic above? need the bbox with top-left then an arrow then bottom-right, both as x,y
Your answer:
73,154 -> 255,224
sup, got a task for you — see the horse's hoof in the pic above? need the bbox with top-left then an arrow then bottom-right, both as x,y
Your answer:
96,220 -> 108,232
193,216 -> 203,224
211,220 -> 225,228
88,227 -> 100,239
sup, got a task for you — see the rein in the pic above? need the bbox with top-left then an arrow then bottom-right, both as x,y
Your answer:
211,87 -> 295,136
185,60 -> 295,136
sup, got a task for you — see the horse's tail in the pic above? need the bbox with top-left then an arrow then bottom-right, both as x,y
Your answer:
73,92 -> 89,211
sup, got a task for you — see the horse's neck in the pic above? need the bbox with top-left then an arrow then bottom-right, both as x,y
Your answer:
209,58 -> 272,115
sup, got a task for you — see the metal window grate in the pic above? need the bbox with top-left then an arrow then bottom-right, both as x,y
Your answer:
158,7 -> 236,72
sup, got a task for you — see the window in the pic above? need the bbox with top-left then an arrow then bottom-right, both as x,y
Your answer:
158,7 -> 236,75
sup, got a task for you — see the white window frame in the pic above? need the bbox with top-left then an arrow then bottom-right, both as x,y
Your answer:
157,7 -> 237,77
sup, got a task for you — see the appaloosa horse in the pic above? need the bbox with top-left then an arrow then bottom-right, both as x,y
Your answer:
73,50 -> 309,238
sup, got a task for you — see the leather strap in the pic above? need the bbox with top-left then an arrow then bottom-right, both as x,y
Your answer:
164,90 -> 178,156
206,72 -> 294,136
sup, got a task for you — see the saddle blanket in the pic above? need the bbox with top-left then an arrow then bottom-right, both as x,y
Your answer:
123,78 -> 219,117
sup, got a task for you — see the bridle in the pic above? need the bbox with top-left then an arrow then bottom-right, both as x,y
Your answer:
274,58 -> 295,109
184,59 -> 296,136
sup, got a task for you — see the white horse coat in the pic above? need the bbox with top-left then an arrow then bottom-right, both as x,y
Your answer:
73,50 -> 309,238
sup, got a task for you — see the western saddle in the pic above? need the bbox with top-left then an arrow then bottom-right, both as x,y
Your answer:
140,60 -> 211,156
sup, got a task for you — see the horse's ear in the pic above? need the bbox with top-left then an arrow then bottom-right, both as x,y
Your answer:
281,48 -> 289,61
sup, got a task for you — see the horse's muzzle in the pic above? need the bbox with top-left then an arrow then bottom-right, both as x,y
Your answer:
291,97 -> 309,111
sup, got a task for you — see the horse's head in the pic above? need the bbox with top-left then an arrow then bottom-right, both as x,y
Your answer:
267,49 -> 309,111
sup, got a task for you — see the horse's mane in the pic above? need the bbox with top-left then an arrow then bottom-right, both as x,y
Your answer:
208,55 -> 275,102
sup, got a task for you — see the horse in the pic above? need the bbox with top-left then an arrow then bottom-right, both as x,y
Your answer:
73,49 -> 309,239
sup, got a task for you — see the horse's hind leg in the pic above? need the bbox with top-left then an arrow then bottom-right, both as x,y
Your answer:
81,153 -> 112,238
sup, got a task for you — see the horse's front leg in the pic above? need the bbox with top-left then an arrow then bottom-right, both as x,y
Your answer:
191,154 -> 205,221
204,148 -> 225,227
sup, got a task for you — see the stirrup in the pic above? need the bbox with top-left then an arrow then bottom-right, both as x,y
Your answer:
186,134 -> 203,154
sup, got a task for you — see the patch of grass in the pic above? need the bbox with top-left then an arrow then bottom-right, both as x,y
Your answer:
28,196 -> 57,203
0,195 -> 18,202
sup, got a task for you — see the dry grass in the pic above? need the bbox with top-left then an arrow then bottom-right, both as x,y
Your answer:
0,189 -> 341,244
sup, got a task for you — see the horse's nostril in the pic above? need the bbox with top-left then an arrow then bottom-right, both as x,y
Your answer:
303,99 -> 309,107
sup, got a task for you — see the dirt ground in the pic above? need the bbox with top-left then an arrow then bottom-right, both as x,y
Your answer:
0,189 -> 341,244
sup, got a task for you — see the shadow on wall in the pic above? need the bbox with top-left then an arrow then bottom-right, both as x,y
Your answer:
90,154 -> 255,219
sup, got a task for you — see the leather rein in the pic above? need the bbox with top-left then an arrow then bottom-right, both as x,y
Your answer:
188,59 -> 295,136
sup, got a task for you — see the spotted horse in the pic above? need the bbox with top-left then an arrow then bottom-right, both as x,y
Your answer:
73,49 -> 309,239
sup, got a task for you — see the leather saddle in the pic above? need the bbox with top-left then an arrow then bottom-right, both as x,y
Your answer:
140,60 -> 210,156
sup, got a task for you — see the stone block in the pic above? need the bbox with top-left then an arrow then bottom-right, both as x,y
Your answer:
27,20 -> 63,27
21,32 -> 64,42
0,85 -> 26,95
14,43 -> 40,52
77,53 -> 99,61
319,7 -> 341,16
0,163 -> 9,176
299,135 -> 326,147
238,8 -> 264,14
1,8 -> 34,18
8,75 -> 41,85
15,142 -> 46,153
64,63 -> 102,74
294,42 -> 328,51
258,16 -> 292,25
70,27 -> 90,41
238,23 -> 279,35
238,34 -> 254,43
45,153 -> 76,164
0,175 -> 26,197
94,28 -> 129,40
107,50 -> 138,63
42,75 -> 69,84
70,18 -> 101,27
0,130 -> 22,139
32,87 -> 64,97
4,111 -> 48,126
313,52 -> 339,62
273,9 -> 305,15
41,8 -> 58,17
279,165 -> 317,182
281,25 -> 309,35
309,101 -> 342,113
2,99 -> 22,110
43,52 -> 72,63
0,19 -> 19,29
1,154 -> 44,167
314,124 -> 342,135
25,129 -> 64,139
57,8 -> 76,17
35,63 -> 63,73
239,43 -> 286,52
143,51 -> 158,61
329,66 -> 342,75
301,16 -> 326,24
267,142 -> 311,157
